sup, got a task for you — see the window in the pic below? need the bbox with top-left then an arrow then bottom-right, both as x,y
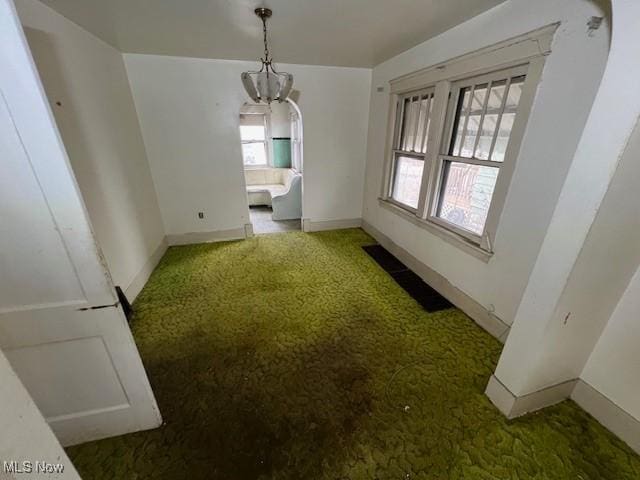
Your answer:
389,90 -> 434,209
380,26 -> 551,258
240,114 -> 268,167
435,68 -> 526,237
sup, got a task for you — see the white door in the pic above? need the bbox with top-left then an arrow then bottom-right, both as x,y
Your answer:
0,0 -> 161,447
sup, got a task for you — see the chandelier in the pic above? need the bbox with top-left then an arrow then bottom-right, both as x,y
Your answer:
241,8 -> 293,104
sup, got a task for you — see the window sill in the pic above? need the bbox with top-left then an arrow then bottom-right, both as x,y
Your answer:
377,198 -> 493,263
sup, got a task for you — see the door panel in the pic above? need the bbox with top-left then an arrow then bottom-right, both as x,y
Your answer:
0,0 -> 161,446
4,336 -> 129,420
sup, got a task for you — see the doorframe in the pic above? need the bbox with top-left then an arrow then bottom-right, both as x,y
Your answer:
237,98 -> 305,234
287,98 -> 305,227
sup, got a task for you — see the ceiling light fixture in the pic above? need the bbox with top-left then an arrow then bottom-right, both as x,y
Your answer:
241,7 -> 293,104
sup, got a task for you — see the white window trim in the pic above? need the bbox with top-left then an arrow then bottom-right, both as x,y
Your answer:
379,24 -> 557,261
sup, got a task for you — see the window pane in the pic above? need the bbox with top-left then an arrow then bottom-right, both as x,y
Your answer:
423,97 -> 433,153
491,113 -> 515,162
392,155 -> 424,209
242,142 -> 267,166
240,125 -> 265,141
450,75 -> 525,162
451,88 -> 471,156
476,80 -> 506,160
414,97 -> 427,152
401,97 -> 420,151
414,95 -> 433,153
491,77 -> 524,162
487,80 -> 508,110
437,161 -> 499,235
454,84 -> 488,158
506,76 -> 524,109
398,93 -> 433,154
476,113 -> 498,160
461,112 -> 480,157
400,98 -> 411,150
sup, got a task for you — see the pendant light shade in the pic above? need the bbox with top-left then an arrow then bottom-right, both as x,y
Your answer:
241,8 -> 293,104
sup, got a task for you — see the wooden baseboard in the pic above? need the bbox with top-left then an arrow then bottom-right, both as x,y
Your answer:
302,218 -> 362,232
572,379 -> 640,454
361,219 -> 510,342
124,238 -> 168,302
166,227 -> 247,246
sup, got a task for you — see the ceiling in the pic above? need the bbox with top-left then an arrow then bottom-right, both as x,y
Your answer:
40,0 -> 507,68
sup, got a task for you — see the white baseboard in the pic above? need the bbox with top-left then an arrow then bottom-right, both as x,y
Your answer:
486,376 -> 640,453
572,380 -> 640,454
485,374 -> 578,419
124,238 -> 168,302
361,219 -> 510,342
166,226 -> 247,246
302,217 -> 362,232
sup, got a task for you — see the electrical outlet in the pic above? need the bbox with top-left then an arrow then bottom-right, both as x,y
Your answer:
198,212 -> 204,219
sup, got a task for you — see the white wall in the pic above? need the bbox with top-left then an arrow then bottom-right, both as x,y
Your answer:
124,55 -> 371,235
499,116 -> 640,393
581,265 -> 640,422
491,0 -> 640,401
361,0 -> 610,326
16,0 -> 165,297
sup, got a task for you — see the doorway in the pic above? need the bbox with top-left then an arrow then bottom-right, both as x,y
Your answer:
239,99 -> 303,234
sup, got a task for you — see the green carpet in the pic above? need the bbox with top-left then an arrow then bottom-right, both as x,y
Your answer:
67,229 -> 640,479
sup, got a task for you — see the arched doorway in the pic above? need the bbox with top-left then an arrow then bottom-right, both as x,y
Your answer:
239,99 -> 304,234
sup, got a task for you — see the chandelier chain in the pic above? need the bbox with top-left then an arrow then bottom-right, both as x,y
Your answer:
262,16 -> 269,63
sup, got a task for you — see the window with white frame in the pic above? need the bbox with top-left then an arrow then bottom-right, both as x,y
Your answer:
380,23 -> 553,257
240,113 -> 268,167
389,89 -> 434,210
434,66 -> 527,238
